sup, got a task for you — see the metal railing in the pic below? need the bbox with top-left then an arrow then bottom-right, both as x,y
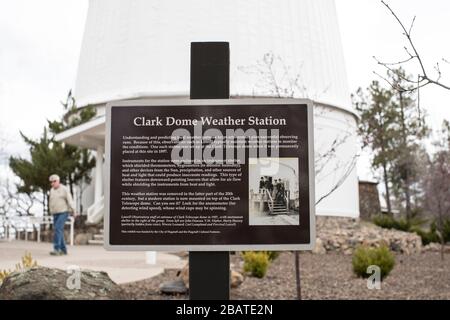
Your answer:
0,215 -> 74,246
265,189 -> 274,213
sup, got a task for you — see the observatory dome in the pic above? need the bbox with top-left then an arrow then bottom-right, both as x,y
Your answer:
74,0 -> 359,217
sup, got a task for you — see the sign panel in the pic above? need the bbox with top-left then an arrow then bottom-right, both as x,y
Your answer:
105,99 -> 315,251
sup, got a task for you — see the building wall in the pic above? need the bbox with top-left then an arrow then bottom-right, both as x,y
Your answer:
358,181 -> 381,220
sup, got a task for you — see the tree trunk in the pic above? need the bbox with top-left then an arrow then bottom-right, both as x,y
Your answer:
68,174 -> 74,197
398,91 -> 412,220
78,182 -> 83,214
438,209 -> 445,261
382,162 -> 392,215
404,180 -> 412,220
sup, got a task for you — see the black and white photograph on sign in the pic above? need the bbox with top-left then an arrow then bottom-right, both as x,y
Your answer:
249,157 -> 300,226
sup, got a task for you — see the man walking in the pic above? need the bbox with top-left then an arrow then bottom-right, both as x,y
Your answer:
48,174 -> 76,256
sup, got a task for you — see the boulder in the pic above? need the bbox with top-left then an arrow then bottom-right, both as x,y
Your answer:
422,243 -> 440,252
422,243 -> 450,253
230,270 -> 244,288
0,267 -> 128,300
176,263 -> 244,290
159,279 -> 188,295
178,263 -> 190,289
74,233 -> 92,245
316,216 -> 422,255
312,238 -> 326,254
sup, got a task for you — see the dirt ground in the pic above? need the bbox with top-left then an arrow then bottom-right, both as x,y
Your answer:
121,251 -> 450,300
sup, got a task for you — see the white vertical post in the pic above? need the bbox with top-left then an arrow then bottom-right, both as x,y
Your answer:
145,251 -> 157,265
70,217 -> 74,246
94,146 -> 104,203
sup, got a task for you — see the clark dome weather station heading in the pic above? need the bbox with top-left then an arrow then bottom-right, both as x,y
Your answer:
133,116 -> 288,127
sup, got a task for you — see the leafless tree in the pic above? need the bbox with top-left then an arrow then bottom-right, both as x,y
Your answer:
239,52 -> 359,206
238,52 -> 329,100
423,152 -> 450,260
0,130 -> 9,167
314,113 -> 359,205
0,130 -> 11,216
423,122 -> 450,260
0,181 -> 13,217
0,179 -> 40,217
374,1 -> 450,93
0,131 -> 40,218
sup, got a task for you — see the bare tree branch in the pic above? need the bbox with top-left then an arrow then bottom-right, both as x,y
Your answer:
376,1 -> 450,92
240,53 -> 357,205
315,154 -> 359,205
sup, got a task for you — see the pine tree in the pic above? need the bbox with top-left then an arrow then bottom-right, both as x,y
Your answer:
355,69 -> 429,220
9,91 -> 96,215
388,68 -> 429,220
47,91 -> 96,198
354,81 -> 398,215
9,128 -> 67,214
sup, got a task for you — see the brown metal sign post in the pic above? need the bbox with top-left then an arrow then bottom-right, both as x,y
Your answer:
189,42 -> 231,300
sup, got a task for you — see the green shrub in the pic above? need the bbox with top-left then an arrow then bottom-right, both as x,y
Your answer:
372,215 -> 426,232
410,226 -> 439,245
265,251 -> 280,262
409,218 -> 450,246
242,251 -> 270,278
430,219 -> 450,243
444,219 -> 450,243
372,214 -> 397,229
373,214 -> 450,245
393,218 -> 411,231
352,245 -> 395,280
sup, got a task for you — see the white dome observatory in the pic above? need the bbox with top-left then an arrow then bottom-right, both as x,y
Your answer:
72,0 -> 359,218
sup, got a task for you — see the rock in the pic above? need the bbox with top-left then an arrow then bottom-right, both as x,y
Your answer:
159,279 -> 188,295
176,263 -> 244,289
74,233 -> 92,245
316,216 -> 422,255
312,238 -> 326,254
423,243 -> 441,252
39,230 -> 53,242
231,270 -> 244,288
390,242 -> 402,252
178,263 -> 189,288
0,267 -> 128,300
343,248 -> 353,255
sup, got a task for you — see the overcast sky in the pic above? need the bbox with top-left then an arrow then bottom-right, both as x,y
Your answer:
1,0 -> 450,179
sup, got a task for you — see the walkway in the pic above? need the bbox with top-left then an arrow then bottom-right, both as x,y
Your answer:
0,240 -> 186,284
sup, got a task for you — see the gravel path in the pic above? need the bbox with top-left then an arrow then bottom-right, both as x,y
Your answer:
121,251 -> 450,300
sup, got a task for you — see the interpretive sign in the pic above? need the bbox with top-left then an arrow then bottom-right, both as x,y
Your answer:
104,99 -> 315,251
